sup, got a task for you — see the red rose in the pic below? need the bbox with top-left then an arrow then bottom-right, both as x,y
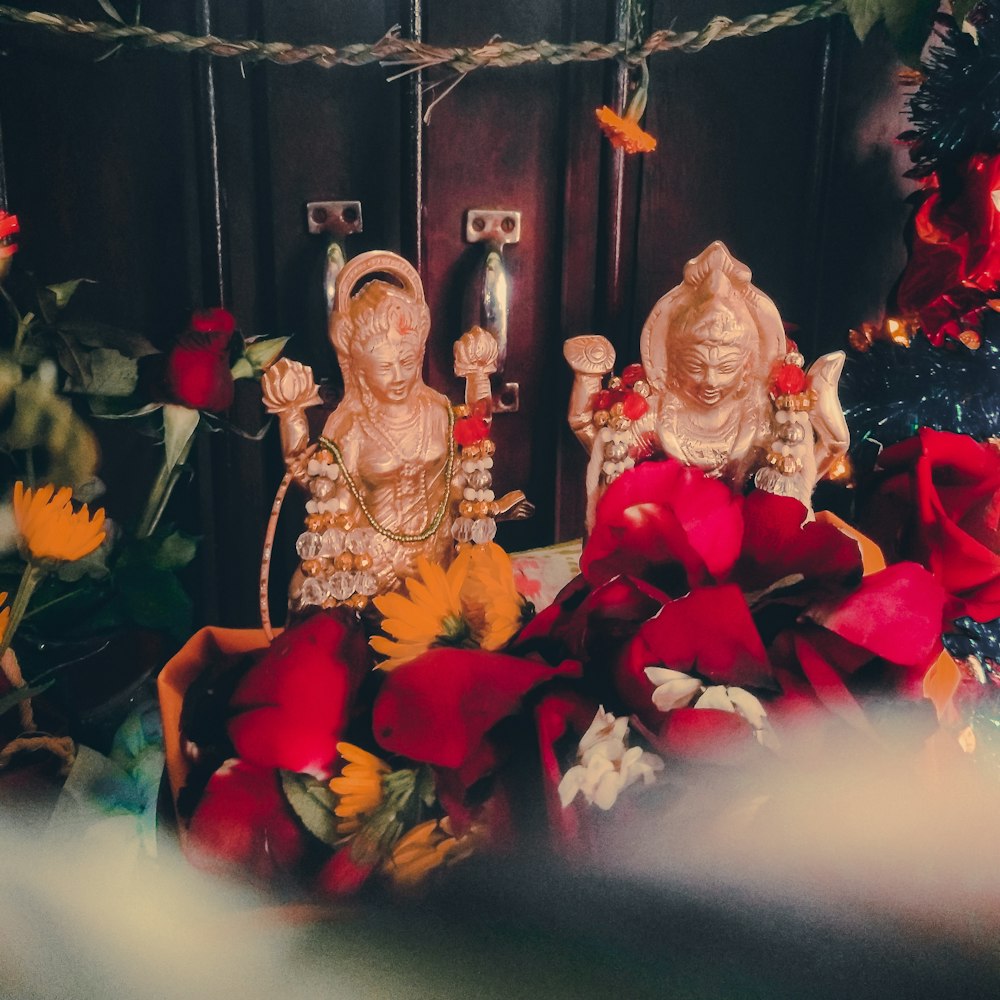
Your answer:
191,307 -> 236,337
165,308 -> 237,411
186,759 -> 305,879
580,459 -> 745,593
166,343 -> 235,411
868,428 -> 1000,621
372,647 -> 580,783
897,154 -> 1000,344
228,610 -> 372,777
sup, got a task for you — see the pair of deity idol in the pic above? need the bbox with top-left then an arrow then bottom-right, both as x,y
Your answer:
261,243 -> 848,611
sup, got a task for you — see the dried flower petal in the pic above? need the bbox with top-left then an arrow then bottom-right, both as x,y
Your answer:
595,106 -> 657,154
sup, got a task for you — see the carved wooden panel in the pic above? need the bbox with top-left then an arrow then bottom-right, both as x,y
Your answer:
0,0 -> 912,626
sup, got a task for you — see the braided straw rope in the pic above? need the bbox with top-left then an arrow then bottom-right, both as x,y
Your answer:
0,734 -> 76,774
0,2 -> 845,72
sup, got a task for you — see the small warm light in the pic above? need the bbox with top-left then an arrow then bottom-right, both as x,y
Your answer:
848,325 -> 874,353
825,454 -> 854,485
958,725 -> 977,754
958,329 -> 982,350
885,315 -> 913,347
991,188 -> 1000,212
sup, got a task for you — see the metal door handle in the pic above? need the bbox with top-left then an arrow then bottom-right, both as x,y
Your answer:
465,208 -> 520,412
307,200 -> 363,316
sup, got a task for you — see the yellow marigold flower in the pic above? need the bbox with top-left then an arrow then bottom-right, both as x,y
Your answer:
13,482 -> 106,562
329,742 -> 391,836
384,817 -> 479,890
595,105 -> 657,154
371,555 -> 471,671
459,542 -> 528,651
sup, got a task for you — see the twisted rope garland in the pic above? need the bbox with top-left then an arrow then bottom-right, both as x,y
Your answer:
0,1 -> 845,72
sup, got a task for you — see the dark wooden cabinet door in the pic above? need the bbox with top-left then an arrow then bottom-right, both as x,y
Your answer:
0,1 -> 910,627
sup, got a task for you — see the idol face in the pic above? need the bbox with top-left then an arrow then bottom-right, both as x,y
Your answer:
359,336 -> 421,405
672,341 -> 746,407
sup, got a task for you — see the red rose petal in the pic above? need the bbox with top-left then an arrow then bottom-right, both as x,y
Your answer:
186,760 -> 304,878
654,707 -> 757,764
804,562 -> 946,669
315,847 -> 375,897
871,429 -> 1000,621
534,690 -> 598,852
166,345 -> 235,411
372,648 -> 581,772
793,635 -> 874,734
582,460 -> 744,590
191,307 -> 236,335
633,584 -> 773,691
228,611 -> 371,777
735,490 -> 863,593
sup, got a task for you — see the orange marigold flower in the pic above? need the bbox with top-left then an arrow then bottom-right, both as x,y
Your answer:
595,106 -> 657,154
13,482 -> 106,562
384,817 -> 481,890
0,592 -> 9,645
329,742 -> 391,836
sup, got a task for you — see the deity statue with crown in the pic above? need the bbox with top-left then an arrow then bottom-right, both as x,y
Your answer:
260,251 -> 524,618
564,242 -> 849,527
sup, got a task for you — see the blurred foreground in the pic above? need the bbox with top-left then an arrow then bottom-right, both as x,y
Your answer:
1,716 -> 999,1000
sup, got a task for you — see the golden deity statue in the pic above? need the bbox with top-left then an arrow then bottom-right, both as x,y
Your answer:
565,242 -> 848,527
261,251 -> 510,615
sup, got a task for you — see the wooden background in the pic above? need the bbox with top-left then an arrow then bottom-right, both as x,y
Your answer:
0,1 -> 914,628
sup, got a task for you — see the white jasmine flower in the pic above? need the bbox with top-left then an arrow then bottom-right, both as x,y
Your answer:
645,665 -> 703,712
694,685 -> 780,750
577,705 -> 630,765
558,707 -> 663,810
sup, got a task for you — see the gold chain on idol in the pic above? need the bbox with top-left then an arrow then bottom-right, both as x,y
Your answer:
318,404 -> 456,544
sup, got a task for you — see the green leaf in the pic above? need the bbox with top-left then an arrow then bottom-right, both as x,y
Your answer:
230,357 -> 254,380
843,0 -> 938,65
280,770 -> 342,848
0,377 -> 100,487
243,336 -> 289,372
56,542 -> 110,583
843,0 -> 881,39
149,530 -> 198,571
60,322 -> 158,359
64,347 -> 138,397
162,403 -> 200,470
883,0 -> 938,67
88,397 -> 163,419
116,564 -> 193,639
46,279 -> 94,311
